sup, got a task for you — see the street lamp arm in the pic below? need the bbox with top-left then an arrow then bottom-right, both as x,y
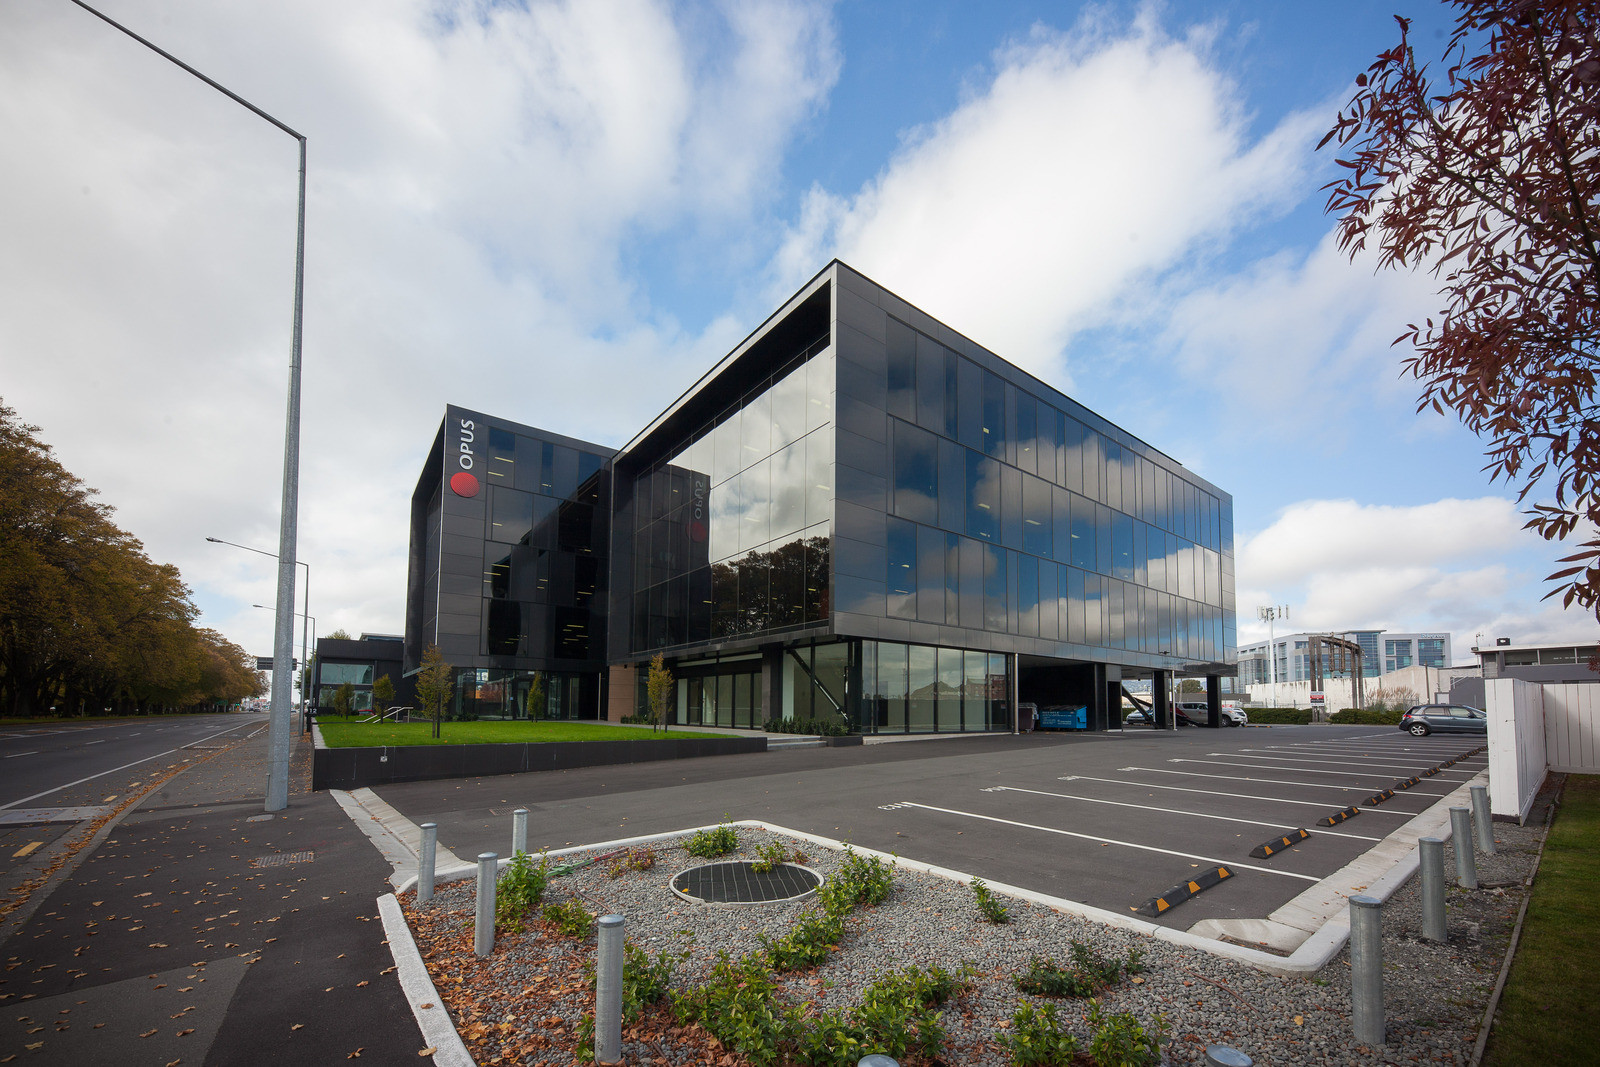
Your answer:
67,0 -> 304,141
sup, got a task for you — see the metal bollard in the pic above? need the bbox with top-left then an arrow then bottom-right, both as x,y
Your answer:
1349,895 -> 1385,1046
595,914 -> 624,1064
474,852 -> 498,957
418,822 -> 438,904
858,1057 -> 900,1067
1419,836 -> 1447,942
512,807 -> 529,856
1450,807 -> 1478,889
1469,784 -> 1496,855
1204,1047 -> 1253,1067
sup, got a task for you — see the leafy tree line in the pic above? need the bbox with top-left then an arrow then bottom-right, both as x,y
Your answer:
0,401 -> 265,717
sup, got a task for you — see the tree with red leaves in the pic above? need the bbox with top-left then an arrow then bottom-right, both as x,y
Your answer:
1321,1 -> 1600,613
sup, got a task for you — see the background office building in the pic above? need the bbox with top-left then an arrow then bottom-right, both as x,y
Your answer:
1236,630 -> 1452,687
405,262 -> 1238,732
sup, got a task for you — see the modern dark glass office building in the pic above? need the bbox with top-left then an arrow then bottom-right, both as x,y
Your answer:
405,262 -> 1237,731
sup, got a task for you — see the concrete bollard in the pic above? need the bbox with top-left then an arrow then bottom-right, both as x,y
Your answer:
1419,836 -> 1447,942
1450,807 -> 1478,889
512,807 -> 529,857
1469,784 -> 1496,855
1350,895 -> 1385,1046
858,1057 -> 901,1067
595,914 -> 624,1064
475,852 -> 498,957
418,822 -> 438,904
1204,1047 -> 1253,1067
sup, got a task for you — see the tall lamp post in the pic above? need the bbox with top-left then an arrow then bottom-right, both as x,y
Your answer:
1257,605 -> 1290,709
207,537 -> 309,720
255,605 -> 314,720
72,1 -> 307,812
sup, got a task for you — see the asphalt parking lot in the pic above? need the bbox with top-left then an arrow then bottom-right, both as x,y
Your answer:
367,724 -> 1487,931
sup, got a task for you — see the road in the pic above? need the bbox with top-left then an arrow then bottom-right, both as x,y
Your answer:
0,713 -> 258,812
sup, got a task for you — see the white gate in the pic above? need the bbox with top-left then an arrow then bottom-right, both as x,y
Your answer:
1485,678 -> 1600,824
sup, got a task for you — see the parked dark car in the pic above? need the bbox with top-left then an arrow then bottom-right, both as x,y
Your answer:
1398,704 -> 1487,736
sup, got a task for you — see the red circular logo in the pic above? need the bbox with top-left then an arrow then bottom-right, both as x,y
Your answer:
450,471 -> 480,497
688,519 -> 707,543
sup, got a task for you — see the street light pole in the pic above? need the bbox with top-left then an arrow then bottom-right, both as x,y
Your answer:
1257,605 -> 1290,708
207,537 -> 309,721
73,0 -> 307,812
255,605 -> 314,716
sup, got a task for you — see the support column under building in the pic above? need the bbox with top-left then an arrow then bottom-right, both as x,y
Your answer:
1152,669 -> 1170,730
1205,674 -> 1221,728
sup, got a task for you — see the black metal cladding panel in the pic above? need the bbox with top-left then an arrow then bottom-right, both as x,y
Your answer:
835,465 -> 886,511
836,340 -> 888,408
834,573 -> 886,618
835,427 -> 886,478
837,394 -> 888,444
833,534 -> 887,581
836,283 -> 888,345
835,500 -> 885,547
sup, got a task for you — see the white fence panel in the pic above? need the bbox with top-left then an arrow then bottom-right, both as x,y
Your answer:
1486,678 -> 1547,823
1545,683 -> 1600,774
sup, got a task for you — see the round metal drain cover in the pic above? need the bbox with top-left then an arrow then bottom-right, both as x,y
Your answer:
670,861 -> 822,905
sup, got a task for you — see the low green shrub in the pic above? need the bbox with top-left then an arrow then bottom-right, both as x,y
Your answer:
685,820 -> 739,858
1015,942 -> 1145,999
751,840 -> 807,873
794,964 -> 970,1067
1243,707 -> 1313,725
764,716 -> 852,736
972,878 -> 1010,924
672,953 -> 799,1067
1330,707 -> 1403,725
998,1000 -> 1079,1066
1086,999 -> 1166,1067
542,897 -> 594,938
816,846 -> 895,916
494,851 -> 549,934
760,905 -> 846,971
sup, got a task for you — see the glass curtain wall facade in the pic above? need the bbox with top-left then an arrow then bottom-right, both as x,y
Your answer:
406,261 -> 1236,736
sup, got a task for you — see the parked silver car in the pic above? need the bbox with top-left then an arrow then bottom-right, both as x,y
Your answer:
1398,704 -> 1487,736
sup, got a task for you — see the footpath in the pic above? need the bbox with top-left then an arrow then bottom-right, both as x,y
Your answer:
0,726 -> 425,1065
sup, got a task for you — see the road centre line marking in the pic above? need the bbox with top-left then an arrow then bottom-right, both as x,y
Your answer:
894,801 -> 1320,881
1169,758 -> 1410,782
989,785 -> 1381,841
1062,774 -> 1406,821
4,751 -> 38,759
0,721 -> 252,813
1120,767 -> 1426,808
83,739 -> 104,745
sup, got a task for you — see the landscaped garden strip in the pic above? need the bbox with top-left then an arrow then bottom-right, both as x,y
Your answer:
316,719 -> 741,748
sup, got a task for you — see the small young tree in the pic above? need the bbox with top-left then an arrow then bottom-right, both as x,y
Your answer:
333,682 -> 355,718
525,671 -> 545,721
415,644 -> 454,740
646,654 -> 673,733
372,674 -> 395,717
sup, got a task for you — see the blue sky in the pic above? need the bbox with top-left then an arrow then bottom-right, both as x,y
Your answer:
2,0 -> 1591,664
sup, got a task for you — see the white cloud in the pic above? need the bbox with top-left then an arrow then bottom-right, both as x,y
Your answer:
1236,497 -> 1597,655
774,11 -> 1320,380
0,0 -> 838,654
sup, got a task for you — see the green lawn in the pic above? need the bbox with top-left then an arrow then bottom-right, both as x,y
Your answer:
315,718 -> 743,748
1484,774 -> 1600,1065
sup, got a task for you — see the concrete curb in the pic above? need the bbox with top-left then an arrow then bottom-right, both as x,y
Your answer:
377,893 -> 475,1067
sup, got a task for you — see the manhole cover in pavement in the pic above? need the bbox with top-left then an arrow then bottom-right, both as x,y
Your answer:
252,851 -> 314,868
670,862 -> 821,905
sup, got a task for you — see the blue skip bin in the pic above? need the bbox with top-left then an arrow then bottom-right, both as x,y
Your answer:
1037,705 -> 1087,730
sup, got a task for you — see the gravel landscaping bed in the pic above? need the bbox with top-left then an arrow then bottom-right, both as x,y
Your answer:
400,782 -> 1550,1066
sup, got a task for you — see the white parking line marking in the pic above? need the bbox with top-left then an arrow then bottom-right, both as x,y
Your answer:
1218,752 -> 1459,770
1118,767 -> 1429,808
1168,758 -> 1412,782
1064,774 -> 1408,816
988,785 -> 1381,841
894,801 -> 1320,881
